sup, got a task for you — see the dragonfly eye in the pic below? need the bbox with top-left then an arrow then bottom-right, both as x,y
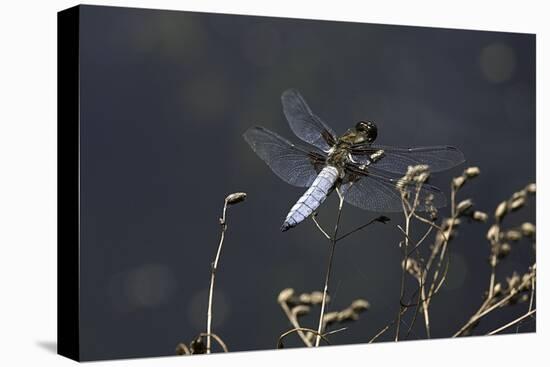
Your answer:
355,120 -> 377,142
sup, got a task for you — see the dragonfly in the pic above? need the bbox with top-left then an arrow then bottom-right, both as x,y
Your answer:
243,89 -> 465,232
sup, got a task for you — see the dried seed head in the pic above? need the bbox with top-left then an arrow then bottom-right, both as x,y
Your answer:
456,199 -> 473,215
497,243 -> 511,259
472,211 -> 488,222
225,192 -> 247,205
351,299 -> 370,312
443,217 -> 461,230
407,164 -> 430,176
298,293 -> 311,304
292,305 -> 311,317
415,172 -> 430,184
493,282 -> 502,296
399,165 -> 431,189
506,272 -> 521,290
486,224 -> 499,242
519,294 -> 530,303
521,222 -> 536,237
525,183 -> 536,194
521,273 -> 533,288
495,201 -> 507,221
323,312 -> 339,324
464,166 -> 480,178
402,258 -> 422,279
505,230 -> 522,242
509,197 -> 525,212
338,308 -> 359,321
277,288 -> 295,303
452,176 -> 466,190
309,291 -> 326,304
511,190 -> 526,201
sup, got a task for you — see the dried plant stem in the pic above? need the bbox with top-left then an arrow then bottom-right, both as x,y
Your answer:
278,328 -> 331,348
199,332 -> 229,353
370,307 -> 408,343
279,301 -> 313,347
336,215 -> 389,242
453,270 -> 535,337
487,309 -> 536,335
312,214 -> 331,240
206,200 -> 229,354
315,188 -> 344,347
396,184 -> 423,340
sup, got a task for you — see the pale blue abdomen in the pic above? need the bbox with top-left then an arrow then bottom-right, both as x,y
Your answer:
281,166 -> 339,231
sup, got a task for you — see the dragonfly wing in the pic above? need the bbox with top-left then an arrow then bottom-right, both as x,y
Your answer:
243,126 -> 326,187
281,89 -> 337,152
351,145 -> 465,174
340,167 -> 446,212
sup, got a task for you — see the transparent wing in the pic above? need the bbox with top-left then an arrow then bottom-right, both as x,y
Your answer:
340,167 -> 446,212
243,126 -> 326,187
351,145 -> 464,174
281,89 -> 337,152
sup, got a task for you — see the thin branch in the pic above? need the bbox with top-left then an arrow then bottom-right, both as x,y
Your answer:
278,300 -> 313,347
311,214 -> 331,240
487,309 -> 536,335
336,215 -> 390,242
206,193 -> 246,353
314,188 -> 345,347
277,328 -> 330,349
198,332 -> 229,353
453,271 -> 535,337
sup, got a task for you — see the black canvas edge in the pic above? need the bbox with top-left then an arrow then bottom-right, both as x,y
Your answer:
57,5 -> 81,362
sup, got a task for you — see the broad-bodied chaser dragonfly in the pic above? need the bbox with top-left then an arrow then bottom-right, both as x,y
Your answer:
244,89 -> 465,231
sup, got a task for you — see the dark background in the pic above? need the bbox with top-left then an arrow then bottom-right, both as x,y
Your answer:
78,5 -> 536,361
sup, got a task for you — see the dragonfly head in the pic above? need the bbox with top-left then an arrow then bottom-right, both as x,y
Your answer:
355,120 -> 378,143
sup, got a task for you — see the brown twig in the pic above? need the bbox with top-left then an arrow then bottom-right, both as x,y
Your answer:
487,309 -> 536,336
277,328 -> 330,349
278,297 -> 313,347
206,193 -> 246,353
315,187 -> 345,347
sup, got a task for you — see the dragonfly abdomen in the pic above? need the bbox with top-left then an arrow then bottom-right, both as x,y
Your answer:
281,166 -> 339,231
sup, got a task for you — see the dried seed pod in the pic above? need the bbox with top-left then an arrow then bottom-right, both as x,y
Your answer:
291,305 -> 311,317
338,308 -> 359,322
277,288 -> 295,303
509,197 -> 525,212
525,183 -> 536,194
452,176 -> 466,190
472,211 -> 488,222
464,166 -> 480,178
521,273 -> 533,288
505,230 -> 522,242
225,192 -> 247,205
495,201 -> 507,221
506,272 -> 521,290
298,293 -> 312,304
323,311 -> 339,324
415,172 -> 430,183
487,224 -> 499,242
497,243 -> 511,259
309,291 -> 326,305
519,294 -> 530,303
402,258 -> 422,279
521,222 -> 536,237
456,199 -> 473,215
351,299 -> 370,312
493,282 -> 502,296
